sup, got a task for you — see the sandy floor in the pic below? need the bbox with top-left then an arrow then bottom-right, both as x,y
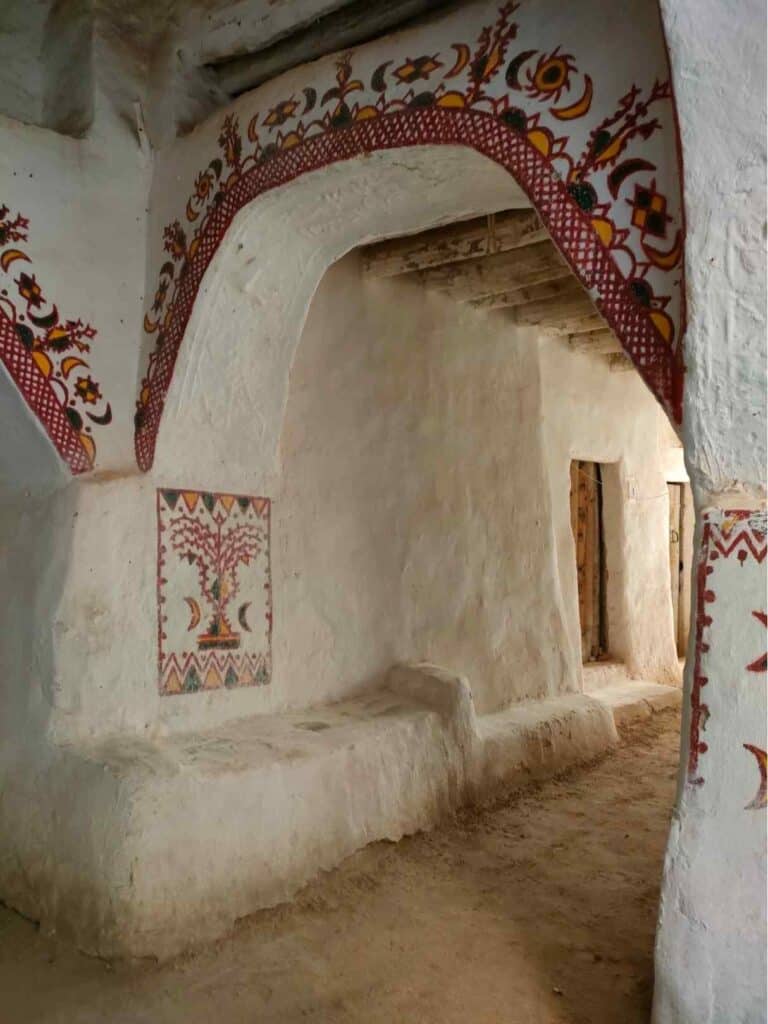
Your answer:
0,710 -> 681,1024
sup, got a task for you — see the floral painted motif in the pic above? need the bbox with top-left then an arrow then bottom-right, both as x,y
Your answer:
136,0 -> 685,471
157,488 -> 272,695
689,509 -> 767,810
0,204 -> 111,472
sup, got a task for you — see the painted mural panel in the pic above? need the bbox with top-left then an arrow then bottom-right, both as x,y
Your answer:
157,488 -> 272,695
688,509 -> 767,809
0,202 -> 111,473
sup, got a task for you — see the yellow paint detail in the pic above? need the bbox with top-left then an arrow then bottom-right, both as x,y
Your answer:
0,248 -> 30,272
163,667 -> 182,694
181,491 -> 199,513
650,310 -> 674,343
79,433 -> 96,464
204,664 -> 223,690
31,350 -> 52,377
644,231 -> 683,270
437,92 -> 466,108
184,596 -> 201,631
591,218 -> 614,247
354,106 -> 379,120
485,44 -> 502,79
593,130 -> 629,167
534,58 -> 567,93
552,75 -> 593,120
527,129 -> 552,157
60,356 -> 88,379
281,132 -> 302,149
446,43 -> 470,78
220,494 -> 235,513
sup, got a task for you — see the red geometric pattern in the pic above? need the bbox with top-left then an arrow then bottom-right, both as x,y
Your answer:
0,305 -> 92,474
689,510 -> 768,786
135,107 -> 681,471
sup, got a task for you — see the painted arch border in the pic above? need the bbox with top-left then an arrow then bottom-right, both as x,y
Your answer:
134,105 -> 684,472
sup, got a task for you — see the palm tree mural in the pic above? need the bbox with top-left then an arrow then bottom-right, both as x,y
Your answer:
167,498 -> 265,650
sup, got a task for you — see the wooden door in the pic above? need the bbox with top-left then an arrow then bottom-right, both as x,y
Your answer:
668,483 -> 682,645
570,460 -> 607,662
668,482 -> 692,656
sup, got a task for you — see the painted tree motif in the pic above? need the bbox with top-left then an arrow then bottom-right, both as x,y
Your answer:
168,501 -> 264,649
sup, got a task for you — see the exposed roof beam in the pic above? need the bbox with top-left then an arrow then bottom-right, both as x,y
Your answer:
567,330 -> 623,355
509,289 -> 595,327
546,313 -> 606,336
468,276 -> 582,311
362,210 -> 545,278
606,352 -> 635,371
408,240 -> 568,301
207,0 -> 453,97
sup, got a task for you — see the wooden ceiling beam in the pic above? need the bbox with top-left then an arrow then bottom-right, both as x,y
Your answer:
362,210 -> 546,278
606,352 -> 634,372
469,276 -> 583,311
567,330 -> 623,355
546,313 -> 606,336
409,239 -> 568,300
510,290 -> 595,326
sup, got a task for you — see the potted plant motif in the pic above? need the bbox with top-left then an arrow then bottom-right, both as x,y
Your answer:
168,499 -> 264,651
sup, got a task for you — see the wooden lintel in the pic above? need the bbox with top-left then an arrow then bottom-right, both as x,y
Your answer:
362,209 -> 545,278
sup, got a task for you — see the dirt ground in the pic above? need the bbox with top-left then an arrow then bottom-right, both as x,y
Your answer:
0,710 -> 681,1024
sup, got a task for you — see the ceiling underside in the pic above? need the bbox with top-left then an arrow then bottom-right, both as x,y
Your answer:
361,210 -> 631,369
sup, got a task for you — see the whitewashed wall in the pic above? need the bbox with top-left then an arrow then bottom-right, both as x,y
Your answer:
539,337 -> 682,689
654,1 -> 767,1021
0,0 -> 763,1015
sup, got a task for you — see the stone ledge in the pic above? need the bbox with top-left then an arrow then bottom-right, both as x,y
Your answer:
591,680 -> 682,728
0,668 -> 620,960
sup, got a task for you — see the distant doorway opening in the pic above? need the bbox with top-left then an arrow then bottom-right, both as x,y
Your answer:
570,460 -> 608,663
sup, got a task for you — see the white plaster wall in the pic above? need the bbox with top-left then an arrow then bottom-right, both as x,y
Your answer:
0,0 -> 763,1010
654,0 -> 767,1020
539,337 -> 682,689
150,145 -> 528,490
661,0 -> 767,498
276,252 -> 572,716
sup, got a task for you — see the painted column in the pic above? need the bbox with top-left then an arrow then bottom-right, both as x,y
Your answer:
656,0 -> 767,1016
653,509 -> 767,1022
